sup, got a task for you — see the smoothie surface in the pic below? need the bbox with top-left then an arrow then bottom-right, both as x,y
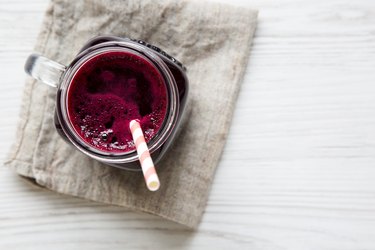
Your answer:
67,50 -> 168,153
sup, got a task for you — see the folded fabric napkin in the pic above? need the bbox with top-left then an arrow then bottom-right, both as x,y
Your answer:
4,0 -> 257,228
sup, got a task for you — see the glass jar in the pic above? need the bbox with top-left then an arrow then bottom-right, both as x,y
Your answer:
25,36 -> 189,171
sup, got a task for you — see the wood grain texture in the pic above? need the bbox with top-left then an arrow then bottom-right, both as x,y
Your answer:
1,0 -> 375,249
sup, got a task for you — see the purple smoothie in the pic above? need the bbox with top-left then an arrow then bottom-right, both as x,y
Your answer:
67,50 -> 168,153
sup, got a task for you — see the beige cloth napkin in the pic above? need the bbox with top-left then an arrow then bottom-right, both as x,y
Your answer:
4,0 -> 257,228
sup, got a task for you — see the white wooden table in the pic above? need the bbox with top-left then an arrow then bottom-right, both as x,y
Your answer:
1,0 -> 375,249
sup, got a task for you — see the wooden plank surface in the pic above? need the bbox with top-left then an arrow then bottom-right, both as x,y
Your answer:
1,0 -> 375,249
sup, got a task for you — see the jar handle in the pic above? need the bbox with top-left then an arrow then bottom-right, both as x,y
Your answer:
24,53 -> 66,88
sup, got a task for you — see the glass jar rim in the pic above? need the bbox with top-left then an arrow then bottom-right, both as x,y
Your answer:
56,41 -> 180,164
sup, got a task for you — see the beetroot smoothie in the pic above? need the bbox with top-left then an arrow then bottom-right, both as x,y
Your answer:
66,50 -> 168,153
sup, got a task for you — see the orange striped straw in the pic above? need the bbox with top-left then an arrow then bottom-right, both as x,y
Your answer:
129,119 -> 160,191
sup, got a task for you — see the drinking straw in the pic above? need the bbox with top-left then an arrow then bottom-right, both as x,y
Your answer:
129,119 -> 160,191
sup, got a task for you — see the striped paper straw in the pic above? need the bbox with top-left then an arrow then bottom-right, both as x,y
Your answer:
129,119 -> 160,191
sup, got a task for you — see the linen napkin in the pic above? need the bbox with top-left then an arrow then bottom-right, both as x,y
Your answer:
4,0 -> 257,228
